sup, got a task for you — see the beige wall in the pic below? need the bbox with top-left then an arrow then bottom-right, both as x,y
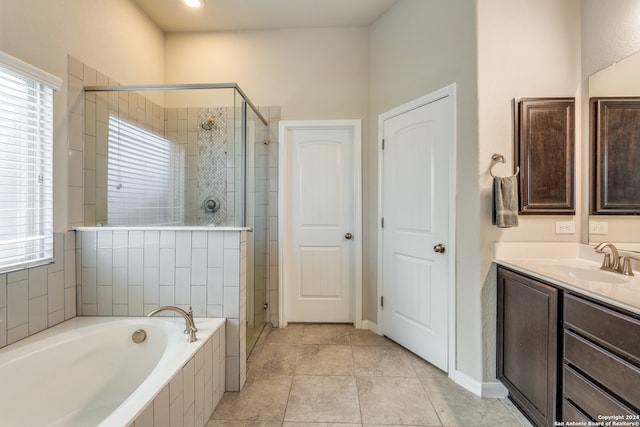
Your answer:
369,0 -> 480,379
0,0 -> 165,232
164,28 -> 369,121
589,50 -> 640,96
581,0 -> 640,78
477,0 -> 582,381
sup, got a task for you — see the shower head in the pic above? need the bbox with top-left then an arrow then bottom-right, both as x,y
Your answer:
201,118 -> 216,131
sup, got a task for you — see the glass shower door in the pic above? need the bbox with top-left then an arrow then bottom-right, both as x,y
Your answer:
244,103 -> 268,354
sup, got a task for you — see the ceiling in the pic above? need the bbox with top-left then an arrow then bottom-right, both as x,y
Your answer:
132,0 -> 400,33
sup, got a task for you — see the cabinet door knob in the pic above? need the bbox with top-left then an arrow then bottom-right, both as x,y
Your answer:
433,244 -> 446,253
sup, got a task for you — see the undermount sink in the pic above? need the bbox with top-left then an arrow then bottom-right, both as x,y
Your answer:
539,264 -> 629,284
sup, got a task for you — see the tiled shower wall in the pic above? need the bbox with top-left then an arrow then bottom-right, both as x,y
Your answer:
192,107 -> 230,226
72,78 -> 247,228
67,56 -> 280,386
0,232 -> 77,349
68,56 -> 281,324
76,228 -> 248,391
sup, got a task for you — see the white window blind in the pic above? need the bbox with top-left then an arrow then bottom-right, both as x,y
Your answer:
107,116 -> 185,226
0,51 -> 60,274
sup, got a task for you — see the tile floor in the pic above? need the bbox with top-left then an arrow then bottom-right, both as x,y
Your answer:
207,324 -> 533,427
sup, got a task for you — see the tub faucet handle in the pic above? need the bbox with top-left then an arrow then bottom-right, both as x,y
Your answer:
187,306 -> 197,332
188,326 -> 197,343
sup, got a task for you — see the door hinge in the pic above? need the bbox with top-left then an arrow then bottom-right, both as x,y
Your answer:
381,296 -> 384,307
381,217 -> 384,228
382,139 -> 385,150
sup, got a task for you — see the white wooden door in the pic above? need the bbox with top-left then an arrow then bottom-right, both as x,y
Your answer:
280,121 -> 361,324
380,92 -> 452,372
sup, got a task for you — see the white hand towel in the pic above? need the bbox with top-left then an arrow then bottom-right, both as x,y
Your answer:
492,176 -> 519,228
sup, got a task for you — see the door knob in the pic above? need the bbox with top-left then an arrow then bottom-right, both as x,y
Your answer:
345,232 -> 353,240
433,244 -> 445,253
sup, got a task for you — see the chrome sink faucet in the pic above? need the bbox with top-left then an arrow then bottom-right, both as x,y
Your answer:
594,242 -> 638,276
147,306 -> 198,342
594,242 -> 622,272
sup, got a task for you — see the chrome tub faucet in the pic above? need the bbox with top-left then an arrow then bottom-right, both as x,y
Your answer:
147,306 -> 198,342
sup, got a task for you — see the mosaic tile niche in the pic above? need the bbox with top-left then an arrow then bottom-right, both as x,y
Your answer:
193,107 -> 231,226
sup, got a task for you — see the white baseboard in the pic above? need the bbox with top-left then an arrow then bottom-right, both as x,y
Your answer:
450,370 -> 483,396
359,320 -> 379,334
449,370 -> 508,398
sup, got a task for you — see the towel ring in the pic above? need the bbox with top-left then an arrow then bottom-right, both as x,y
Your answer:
490,153 -> 519,178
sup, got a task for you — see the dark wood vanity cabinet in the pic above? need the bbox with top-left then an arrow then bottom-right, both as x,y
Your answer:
497,266 -> 560,427
563,293 -> 640,417
498,265 -> 640,425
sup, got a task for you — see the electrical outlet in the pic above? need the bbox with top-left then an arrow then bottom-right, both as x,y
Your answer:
589,221 -> 609,235
555,221 -> 575,234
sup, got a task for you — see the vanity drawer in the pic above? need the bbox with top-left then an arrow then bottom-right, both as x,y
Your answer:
563,366 -> 635,418
562,399 -> 590,423
564,331 -> 640,409
564,294 -> 640,365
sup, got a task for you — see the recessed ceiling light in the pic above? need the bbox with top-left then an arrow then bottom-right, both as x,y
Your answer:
183,0 -> 204,8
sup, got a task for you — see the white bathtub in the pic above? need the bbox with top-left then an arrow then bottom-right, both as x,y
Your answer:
0,316 -> 226,427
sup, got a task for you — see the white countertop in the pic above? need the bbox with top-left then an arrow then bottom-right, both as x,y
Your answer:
494,242 -> 640,316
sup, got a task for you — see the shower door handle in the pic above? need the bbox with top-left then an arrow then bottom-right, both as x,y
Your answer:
345,233 -> 353,240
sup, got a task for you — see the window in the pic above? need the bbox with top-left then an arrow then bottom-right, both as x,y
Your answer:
107,116 -> 185,226
0,51 -> 61,274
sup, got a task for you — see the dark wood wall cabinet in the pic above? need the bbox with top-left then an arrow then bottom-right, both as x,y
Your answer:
590,97 -> 640,214
514,98 -> 575,214
497,266 -> 640,426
